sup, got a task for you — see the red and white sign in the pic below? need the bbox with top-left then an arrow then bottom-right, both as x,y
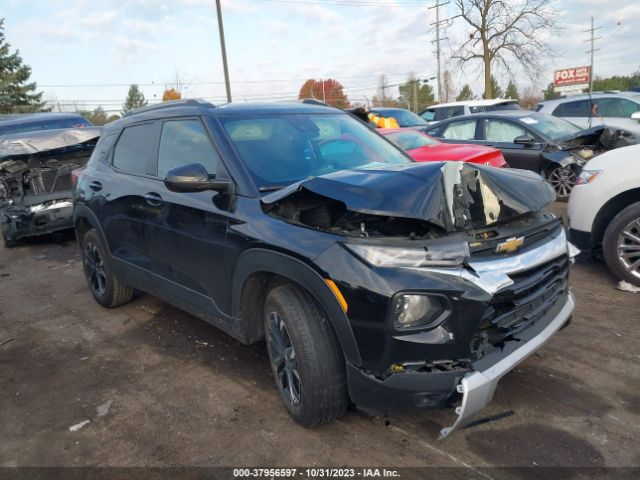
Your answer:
554,66 -> 590,88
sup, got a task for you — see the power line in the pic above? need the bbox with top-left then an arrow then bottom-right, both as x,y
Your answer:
258,0 -> 428,7
38,72 -> 421,89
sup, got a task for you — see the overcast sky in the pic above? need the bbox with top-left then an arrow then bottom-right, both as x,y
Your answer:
3,0 -> 639,112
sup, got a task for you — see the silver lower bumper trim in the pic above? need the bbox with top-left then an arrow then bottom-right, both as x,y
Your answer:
439,292 -> 576,438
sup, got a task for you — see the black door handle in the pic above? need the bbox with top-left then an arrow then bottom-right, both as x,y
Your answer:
144,192 -> 162,207
89,181 -> 102,192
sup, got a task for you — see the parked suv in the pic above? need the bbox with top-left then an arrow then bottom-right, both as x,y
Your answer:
420,99 -> 520,123
74,100 -> 575,436
537,92 -> 640,140
568,144 -> 640,286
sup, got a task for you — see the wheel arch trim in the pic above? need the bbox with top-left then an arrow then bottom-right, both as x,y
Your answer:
231,248 -> 362,366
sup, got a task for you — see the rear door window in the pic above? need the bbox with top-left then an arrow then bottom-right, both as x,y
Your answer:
112,122 -> 160,176
441,119 -> 477,140
553,100 -> 591,117
157,119 -> 220,178
434,106 -> 464,121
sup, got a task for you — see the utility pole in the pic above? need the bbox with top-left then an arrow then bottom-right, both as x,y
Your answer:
584,16 -> 602,93
215,0 -> 232,103
429,1 -> 449,103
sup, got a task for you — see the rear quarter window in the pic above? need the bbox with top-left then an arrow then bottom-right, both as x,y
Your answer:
112,122 -> 160,176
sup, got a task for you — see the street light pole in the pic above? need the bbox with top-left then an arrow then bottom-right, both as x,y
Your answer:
215,0 -> 232,103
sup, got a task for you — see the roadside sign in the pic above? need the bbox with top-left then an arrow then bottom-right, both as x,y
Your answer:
554,66 -> 590,92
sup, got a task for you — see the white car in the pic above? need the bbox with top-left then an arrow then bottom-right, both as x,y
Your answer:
568,144 -> 640,286
537,92 -> 640,140
419,99 -> 520,124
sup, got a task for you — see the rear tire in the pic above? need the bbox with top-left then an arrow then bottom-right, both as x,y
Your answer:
264,283 -> 348,427
603,202 -> 640,287
81,229 -> 134,307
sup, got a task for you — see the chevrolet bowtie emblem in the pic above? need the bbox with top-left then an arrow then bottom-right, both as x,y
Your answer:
496,236 -> 525,254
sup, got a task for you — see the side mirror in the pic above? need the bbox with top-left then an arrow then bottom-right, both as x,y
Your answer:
514,135 -> 535,145
631,112 -> 640,122
164,163 -> 230,193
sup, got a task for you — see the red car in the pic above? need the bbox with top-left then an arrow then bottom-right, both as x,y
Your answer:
379,128 -> 508,167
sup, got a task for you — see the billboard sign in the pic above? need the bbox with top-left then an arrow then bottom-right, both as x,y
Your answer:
554,66 -> 590,92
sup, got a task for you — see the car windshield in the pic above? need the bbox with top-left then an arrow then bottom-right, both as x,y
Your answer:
219,113 -> 413,189
385,130 -> 439,150
518,114 -> 581,140
373,109 -> 428,127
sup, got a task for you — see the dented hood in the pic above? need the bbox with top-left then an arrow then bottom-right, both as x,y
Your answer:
0,127 -> 102,159
555,125 -> 635,150
262,162 -> 555,232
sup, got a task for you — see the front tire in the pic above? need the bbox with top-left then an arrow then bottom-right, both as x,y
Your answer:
264,283 -> 348,427
603,202 -> 640,287
546,164 -> 578,201
81,229 -> 134,307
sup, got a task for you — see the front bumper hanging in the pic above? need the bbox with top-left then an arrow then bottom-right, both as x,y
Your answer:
439,292 -> 575,438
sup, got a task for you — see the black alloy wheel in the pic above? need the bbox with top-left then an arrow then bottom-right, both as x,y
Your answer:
267,311 -> 302,407
84,241 -> 107,298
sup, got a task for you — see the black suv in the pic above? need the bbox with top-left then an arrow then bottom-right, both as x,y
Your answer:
74,100 -> 575,436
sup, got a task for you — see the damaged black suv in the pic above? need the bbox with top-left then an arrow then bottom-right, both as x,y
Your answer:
74,100 -> 575,435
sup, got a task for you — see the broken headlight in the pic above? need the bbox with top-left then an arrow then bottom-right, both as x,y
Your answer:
576,169 -> 603,185
345,242 -> 469,268
392,294 -> 447,330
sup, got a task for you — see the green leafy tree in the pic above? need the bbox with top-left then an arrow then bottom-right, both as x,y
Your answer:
456,84 -> 474,101
483,76 -> 503,99
298,78 -> 350,108
592,69 -> 640,91
505,80 -> 519,100
122,84 -> 148,113
0,18 -> 48,113
398,74 -> 435,113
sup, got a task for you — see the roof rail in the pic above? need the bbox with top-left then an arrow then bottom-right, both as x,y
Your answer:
123,98 -> 215,117
300,98 -> 330,107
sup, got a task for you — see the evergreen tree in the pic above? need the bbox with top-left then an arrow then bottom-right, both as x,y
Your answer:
122,84 -> 148,113
0,18 -> 48,113
505,80 -> 519,100
398,74 -> 435,113
456,84 -> 474,101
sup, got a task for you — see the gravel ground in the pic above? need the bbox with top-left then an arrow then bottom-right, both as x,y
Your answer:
1,204 -> 639,476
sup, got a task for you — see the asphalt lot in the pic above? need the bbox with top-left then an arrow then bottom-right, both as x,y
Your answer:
1,203 -> 639,475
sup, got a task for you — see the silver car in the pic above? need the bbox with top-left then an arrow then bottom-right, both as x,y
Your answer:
537,92 -> 640,139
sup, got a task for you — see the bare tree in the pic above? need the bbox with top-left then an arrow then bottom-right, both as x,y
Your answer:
442,70 -> 455,103
451,0 -> 558,99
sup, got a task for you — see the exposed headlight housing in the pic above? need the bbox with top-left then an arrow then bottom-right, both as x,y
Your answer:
576,169 -> 603,185
345,242 -> 469,268
392,294 -> 447,330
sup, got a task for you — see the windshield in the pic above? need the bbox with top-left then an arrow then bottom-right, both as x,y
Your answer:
385,130 -> 439,150
372,109 -> 427,127
220,113 -> 413,189
518,114 -> 581,140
